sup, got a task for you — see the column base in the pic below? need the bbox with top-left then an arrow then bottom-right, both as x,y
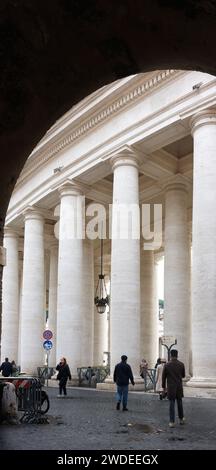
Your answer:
183,375 -> 191,383
96,376 -> 146,391
187,377 -> 216,388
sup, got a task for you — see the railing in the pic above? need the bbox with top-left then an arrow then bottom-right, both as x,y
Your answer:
0,376 -> 49,423
37,367 -> 55,385
11,366 -> 21,376
142,368 -> 156,392
77,366 -> 110,387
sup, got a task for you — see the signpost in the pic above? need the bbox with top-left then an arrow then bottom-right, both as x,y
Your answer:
161,335 -> 177,361
43,331 -> 53,386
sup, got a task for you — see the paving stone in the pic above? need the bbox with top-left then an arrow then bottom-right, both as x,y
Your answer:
1,387 -> 216,450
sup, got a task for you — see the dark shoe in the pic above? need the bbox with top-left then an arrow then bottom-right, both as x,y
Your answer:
159,394 -> 163,400
123,407 -> 128,411
116,402 -> 120,410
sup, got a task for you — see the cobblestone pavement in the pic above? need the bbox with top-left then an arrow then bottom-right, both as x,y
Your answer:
1,387 -> 216,450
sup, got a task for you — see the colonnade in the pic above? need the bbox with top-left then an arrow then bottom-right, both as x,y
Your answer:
1,110 -> 216,386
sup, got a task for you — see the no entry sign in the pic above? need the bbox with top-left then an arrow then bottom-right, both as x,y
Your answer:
43,330 -> 53,340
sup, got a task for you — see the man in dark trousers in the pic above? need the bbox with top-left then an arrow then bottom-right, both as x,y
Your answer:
162,349 -> 185,427
0,358 -> 12,377
113,355 -> 135,411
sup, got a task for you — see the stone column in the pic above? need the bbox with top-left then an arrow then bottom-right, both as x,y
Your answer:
82,239 -> 94,366
48,243 -> 58,366
140,248 -> 158,367
18,251 -> 23,365
164,175 -> 190,374
56,182 -> 84,376
189,110 -> 216,386
20,209 -> 45,374
1,228 -> 19,363
110,150 -> 140,378
105,267 -> 111,368
93,260 -> 109,366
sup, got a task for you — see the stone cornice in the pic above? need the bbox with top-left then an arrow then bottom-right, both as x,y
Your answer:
16,70 -> 181,186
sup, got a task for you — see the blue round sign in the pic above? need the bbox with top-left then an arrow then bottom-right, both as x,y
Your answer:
43,340 -> 53,350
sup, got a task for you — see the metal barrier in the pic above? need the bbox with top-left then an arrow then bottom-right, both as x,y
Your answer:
37,367 -> 55,385
11,366 -> 21,377
142,368 -> 156,392
0,376 -> 49,423
77,366 -> 110,387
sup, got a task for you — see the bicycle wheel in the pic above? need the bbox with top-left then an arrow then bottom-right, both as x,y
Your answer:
40,390 -> 50,414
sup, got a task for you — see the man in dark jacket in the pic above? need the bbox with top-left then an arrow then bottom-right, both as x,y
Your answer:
113,355 -> 135,411
162,349 -> 185,427
0,358 -> 12,377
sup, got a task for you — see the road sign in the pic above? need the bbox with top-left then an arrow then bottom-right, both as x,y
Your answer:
161,336 -> 176,346
43,340 -> 53,350
43,330 -> 53,340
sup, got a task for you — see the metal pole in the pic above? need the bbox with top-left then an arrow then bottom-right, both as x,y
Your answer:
46,351 -> 49,387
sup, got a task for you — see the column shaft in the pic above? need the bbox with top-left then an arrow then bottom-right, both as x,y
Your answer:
93,262 -> 109,366
140,249 -> 158,366
20,210 -> 45,374
1,228 -> 19,363
164,178 -> 190,374
48,244 -> 58,366
190,111 -> 216,384
110,154 -> 140,376
82,239 -> 94,366
56,183 -> 84,376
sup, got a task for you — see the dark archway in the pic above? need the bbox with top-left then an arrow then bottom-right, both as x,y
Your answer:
0,0 -> 216,314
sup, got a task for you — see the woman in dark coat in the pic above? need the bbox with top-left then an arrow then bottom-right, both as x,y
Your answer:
56,357 -> 71,397
162,349 -> 185,427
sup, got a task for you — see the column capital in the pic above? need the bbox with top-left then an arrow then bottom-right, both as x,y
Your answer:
110,146 -> 140,171
3,226 -> 19,238
23,207 -> 44,222
190,109 -> 216,135
162,174 -> 191,193
58,180 -> 85,198
49,241 -> 58,251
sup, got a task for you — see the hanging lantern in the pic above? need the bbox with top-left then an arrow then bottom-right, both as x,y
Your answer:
94,235 -> 109,314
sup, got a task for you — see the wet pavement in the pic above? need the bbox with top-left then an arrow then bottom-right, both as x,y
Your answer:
1,387 -> 216,450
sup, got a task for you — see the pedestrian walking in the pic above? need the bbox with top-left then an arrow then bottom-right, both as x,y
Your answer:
154,357 -> 161,369
155,358 -> 166,400
113,355 -> 135,411
11,360 -> 19,376
139,358 -> 148,378
162,349 -> 186,427
0,358 -> 12,377
56,357 -> 71,397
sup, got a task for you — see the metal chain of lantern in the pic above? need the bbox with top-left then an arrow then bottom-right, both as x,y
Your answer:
94,224 -> 109,314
